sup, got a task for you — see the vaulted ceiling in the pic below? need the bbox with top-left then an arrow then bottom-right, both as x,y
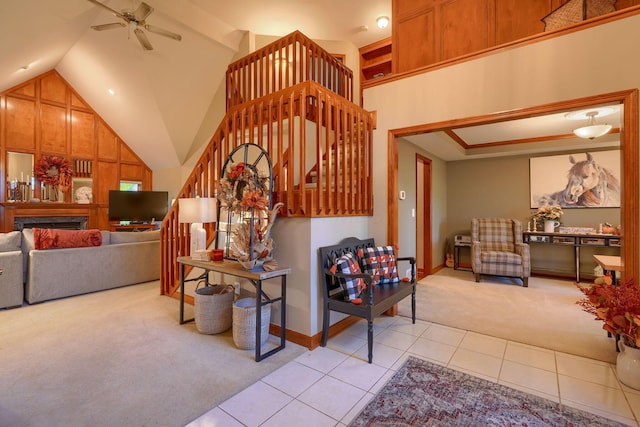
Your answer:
0,0 -> 391,171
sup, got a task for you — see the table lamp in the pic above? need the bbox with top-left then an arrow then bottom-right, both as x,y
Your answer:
178,197 -> 217,258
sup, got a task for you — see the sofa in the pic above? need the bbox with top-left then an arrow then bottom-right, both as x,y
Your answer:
0,231 -> 24,309
22,228 -> 160,304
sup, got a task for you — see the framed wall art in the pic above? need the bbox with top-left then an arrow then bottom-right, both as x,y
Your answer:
529,150 -> 620,208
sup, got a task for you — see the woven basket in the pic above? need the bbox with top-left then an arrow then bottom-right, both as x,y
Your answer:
194,284 -> 234,334
232,297 -> 271,349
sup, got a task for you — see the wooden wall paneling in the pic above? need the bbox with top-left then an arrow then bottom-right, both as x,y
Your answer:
119,142 -> 140,163
440,0 -> 490,61
5,97 -> 36,151
143,168 -> 153,190
71,110 -> 94,158
95,161 -> 118,205
40,103 -> 67,153
97,207 -> 111,230
40,73 -> 67,105
494,0 -> 551,45
9,81 -> 35,98
70,92 -> 89,109
395,9 -> 438,72
0,70 -> 155,230
396,0 -> 435,16
97,120 -> 118,160
120,163 -> 143,181
616,0 -> 640,9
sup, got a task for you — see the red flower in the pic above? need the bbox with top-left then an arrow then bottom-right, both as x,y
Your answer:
228,163 -> 246,180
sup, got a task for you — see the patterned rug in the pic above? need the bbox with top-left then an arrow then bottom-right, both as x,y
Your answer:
350,356 -> 626,426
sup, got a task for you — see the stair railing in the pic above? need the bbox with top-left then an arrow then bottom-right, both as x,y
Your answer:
160,80 -> 374,297
226,30 -> 353,109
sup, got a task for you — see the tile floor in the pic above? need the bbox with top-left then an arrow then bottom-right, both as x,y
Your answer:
187,316 -> 640,427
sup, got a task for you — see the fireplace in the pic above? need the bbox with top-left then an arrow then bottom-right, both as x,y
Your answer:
13,216 -> 88,231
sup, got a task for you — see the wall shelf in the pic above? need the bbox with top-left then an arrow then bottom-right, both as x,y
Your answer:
359,37 -> 392,82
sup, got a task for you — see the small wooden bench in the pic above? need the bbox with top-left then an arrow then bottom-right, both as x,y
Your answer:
318,237 -> 416,363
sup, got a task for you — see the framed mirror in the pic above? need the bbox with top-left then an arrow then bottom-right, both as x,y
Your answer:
6,152 -> 34,201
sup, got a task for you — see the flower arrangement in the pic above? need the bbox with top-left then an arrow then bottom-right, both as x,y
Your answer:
532,205 -> 563,222
229,202 -> 284,270
216,162 -> 269,214
217,161 -> 282,269
34,156 -> 73,190
577,278 -> 640,348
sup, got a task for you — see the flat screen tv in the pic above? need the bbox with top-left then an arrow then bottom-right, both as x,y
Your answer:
108,190 -> 169,223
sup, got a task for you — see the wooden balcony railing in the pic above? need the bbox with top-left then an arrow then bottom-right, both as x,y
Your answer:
226,30 -> 353,109
160,80 -> 374,297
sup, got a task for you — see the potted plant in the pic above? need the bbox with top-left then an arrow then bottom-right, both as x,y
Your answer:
531,206 -> 563,232
577,278 -> 640,389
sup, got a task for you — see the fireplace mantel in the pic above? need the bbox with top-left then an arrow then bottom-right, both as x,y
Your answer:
0,203 -> 99,232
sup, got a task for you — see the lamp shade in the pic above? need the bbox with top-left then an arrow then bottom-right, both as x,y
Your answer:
573,124 -> 613,140
178,198 -> 217,224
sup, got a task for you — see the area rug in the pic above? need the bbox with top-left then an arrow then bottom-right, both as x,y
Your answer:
350,356 -> 626,427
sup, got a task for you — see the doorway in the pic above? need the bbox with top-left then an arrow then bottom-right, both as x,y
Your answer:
416,154 -> 431,280
387,89 -> 639,283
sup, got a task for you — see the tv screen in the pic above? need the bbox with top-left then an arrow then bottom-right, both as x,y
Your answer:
108,190 -> 169,223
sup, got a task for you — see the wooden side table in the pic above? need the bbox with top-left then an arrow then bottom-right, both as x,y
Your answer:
593,254 -> 623,284
177,256 -> 290,362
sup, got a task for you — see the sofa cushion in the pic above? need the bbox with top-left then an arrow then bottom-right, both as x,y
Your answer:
330,252 -> 366,302
34,228 -> 102,250
0,231 -> 22,252
361,245 -> 399,285
110,229 -> 160,244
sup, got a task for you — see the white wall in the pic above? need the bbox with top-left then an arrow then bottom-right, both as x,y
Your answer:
270,216 -> 368,336
363,14 -> 640,270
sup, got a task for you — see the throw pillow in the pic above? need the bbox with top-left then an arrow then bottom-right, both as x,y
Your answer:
361,245 -> 399,285
34,228 -> 102,250
330,252 -> 366,302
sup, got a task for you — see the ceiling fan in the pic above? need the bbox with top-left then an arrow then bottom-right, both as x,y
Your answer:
87,0 -> 182,50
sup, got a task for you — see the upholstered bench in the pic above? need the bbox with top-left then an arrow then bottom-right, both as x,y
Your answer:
318,237 -> 416,363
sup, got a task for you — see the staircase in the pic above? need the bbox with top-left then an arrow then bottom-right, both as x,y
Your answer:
160,32 -> 375,297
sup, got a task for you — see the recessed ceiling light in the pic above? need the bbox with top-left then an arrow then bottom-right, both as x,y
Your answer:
19,65 -> 29,71
376,16 -> 389,29
108,88 -> 116,96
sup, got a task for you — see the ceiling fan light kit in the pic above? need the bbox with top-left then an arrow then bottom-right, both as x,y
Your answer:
88,0 -> 182,50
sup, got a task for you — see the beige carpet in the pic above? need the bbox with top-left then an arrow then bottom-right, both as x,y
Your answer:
397,268 -> 618,363
0,281 -> 305,427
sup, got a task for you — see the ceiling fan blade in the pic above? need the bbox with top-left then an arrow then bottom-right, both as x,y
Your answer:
134,28 -> 153,50
143,24 -> 182,41
133,2 -> 154,22
86,0 -> 127,21
91,22 -> 126,31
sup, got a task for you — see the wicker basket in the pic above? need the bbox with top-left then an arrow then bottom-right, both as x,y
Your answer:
194,284 -> 234,334
232,297 -> 271,349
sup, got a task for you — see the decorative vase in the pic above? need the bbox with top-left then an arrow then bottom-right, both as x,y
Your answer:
617,341 -> 640,390
544,220 -> 558,233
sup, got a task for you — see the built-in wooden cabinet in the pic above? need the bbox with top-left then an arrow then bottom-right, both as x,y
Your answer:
389,0 -> 640,75
0,70 -> 153,232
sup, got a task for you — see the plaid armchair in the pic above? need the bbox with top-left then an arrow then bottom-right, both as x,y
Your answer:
471,218 -> 530,287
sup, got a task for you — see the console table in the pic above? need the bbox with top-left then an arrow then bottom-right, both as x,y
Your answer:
523,232 -> 621,282
177,256 -> 290,362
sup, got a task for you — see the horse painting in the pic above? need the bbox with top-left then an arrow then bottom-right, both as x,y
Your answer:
534,152 -> 620,208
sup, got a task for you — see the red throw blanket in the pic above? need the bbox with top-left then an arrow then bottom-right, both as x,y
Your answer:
34,228 -> 102,250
